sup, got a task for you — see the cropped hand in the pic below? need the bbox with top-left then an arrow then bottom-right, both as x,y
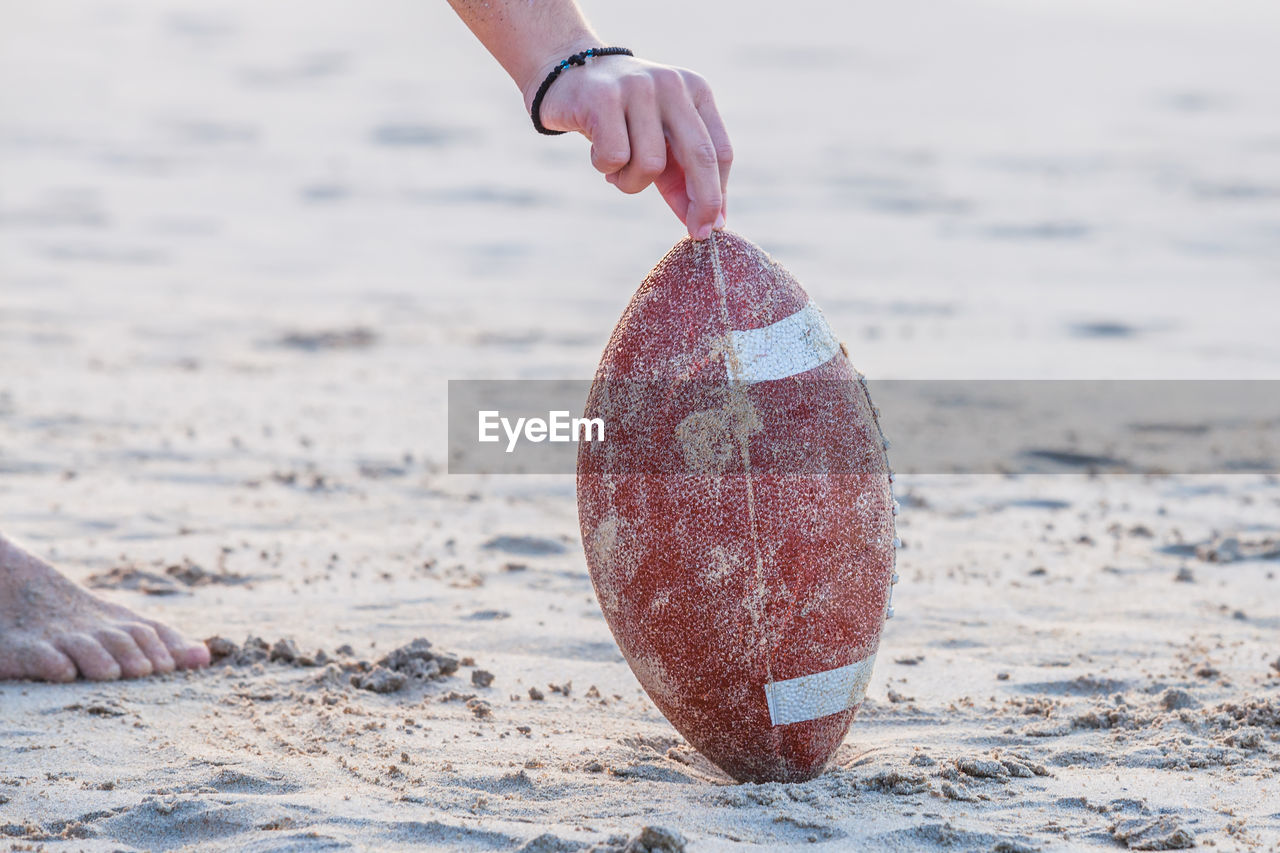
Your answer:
526,54 -> 732,241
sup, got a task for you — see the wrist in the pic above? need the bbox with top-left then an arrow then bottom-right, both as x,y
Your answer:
519,32 -> 601,113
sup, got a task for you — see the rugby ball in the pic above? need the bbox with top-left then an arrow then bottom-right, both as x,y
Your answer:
577,231 -> 897,783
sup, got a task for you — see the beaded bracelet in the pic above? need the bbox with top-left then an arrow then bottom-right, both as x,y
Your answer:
530,47 -> 634,135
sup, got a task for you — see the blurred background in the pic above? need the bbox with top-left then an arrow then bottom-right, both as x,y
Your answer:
4,0 -> 1280,382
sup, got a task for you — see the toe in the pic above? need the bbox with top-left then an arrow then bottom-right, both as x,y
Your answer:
183,641 -> 212,669
24,640 -> 77,683
126,623 -> 175,674
148,620 -> 211,670
56,633 -> 122,681
96,628 -> 154,679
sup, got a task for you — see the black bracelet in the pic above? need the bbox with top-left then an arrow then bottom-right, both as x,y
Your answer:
530,47 -> 633,136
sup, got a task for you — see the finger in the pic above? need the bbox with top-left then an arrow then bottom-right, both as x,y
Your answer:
664,99 -> 723,240
654,141 -> 692,222
613,81 -> 666,195
689,79 -> 733,224
586,88 -> 630,177
655,157 -> 726,229
55,632 -> 122,681
96,627 -> 153,679
127,622 -> 176,674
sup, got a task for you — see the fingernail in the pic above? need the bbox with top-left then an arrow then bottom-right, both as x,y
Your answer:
696,225 -> 713,241
714,212 -> 725,230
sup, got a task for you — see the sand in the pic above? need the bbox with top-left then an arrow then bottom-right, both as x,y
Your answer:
2,0 -> 1279,849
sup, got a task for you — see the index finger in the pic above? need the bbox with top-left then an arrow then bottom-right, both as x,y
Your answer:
689,81 -> 732,215
664,100 -> 723,240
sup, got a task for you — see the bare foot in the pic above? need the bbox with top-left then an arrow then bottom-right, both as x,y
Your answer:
0,535 -> 211,682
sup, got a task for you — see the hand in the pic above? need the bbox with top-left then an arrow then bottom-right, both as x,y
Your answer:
526,54 -> 732,241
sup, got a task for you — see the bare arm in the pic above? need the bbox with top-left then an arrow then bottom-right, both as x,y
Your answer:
448,0 -> 732,240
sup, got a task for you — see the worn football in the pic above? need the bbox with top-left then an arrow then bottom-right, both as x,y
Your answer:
576,231 -> 898,783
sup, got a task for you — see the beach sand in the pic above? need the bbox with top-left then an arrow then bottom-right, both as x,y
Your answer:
2,0 -> 1279,849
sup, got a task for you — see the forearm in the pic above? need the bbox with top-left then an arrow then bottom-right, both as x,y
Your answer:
447,0 -> 599,110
